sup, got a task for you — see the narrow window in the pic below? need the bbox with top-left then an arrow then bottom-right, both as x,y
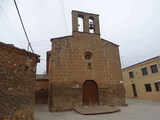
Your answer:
145,84 -> 152,92
129,71 -> 134,78
84,52 -> 93,69
87,62 -> 92,69
78,17 -> 84,32
141,67 -> 148,75
150,65 -> 158,73
155,83 -> 159,91
89,18 -> 94,33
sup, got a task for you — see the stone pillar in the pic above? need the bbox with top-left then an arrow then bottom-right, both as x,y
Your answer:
83,16 -> 89,33
72,11 -> 78,32
94,15 -> 100,35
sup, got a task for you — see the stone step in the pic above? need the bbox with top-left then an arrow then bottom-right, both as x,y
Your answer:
74,105 -> 120,115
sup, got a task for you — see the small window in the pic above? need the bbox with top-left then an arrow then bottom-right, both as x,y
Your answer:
155,83 -> 159,91
141,67 -> 148,75
87,62 -> 92,69
145,84 -> 152,92
85,54 -> 91,60
150,65 -> 158,73
129,71 -> 134,78
84,52 -> 92,60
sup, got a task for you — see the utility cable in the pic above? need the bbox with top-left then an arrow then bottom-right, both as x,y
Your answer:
14,0 -> 34,53
0,6 -> 22,47
60,0 -> 68,34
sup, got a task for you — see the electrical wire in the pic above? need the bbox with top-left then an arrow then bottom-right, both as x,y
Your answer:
32,44 -> 50,46
40,59 -> 46,61
0,6 -> 22,47
60,0 -> 68,34
14,0 -> 34,53
31,40 -> 50,43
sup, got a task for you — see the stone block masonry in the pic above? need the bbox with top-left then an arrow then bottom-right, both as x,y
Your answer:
35,74 -> 48,104
0,42 -> 39,120
48,10 -> 125,112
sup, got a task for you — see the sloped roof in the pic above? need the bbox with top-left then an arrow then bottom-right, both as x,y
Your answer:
101,38 -> 119,46
0,42 -> 40,58
123,56 -> 160,71
51,35 -> 73,41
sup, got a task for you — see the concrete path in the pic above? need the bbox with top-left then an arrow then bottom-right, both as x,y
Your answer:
34,98 -> 160,120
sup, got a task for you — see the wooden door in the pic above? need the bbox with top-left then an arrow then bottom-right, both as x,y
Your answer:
83,80 -> 99,106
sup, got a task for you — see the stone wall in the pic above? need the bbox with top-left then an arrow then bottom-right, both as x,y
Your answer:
35,75 -> 48,104
0,42 -> 39,120
49,33 -> 125,111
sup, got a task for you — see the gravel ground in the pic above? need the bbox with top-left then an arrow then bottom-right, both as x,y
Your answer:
35,98 -> 160,120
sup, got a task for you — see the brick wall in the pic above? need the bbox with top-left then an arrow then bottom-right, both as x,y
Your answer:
0,42 -> 39,120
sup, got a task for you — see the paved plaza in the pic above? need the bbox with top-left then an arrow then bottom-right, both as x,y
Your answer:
35,98 -> 160,120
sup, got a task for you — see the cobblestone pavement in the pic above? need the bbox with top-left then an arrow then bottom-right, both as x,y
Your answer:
35,98 -> 160,120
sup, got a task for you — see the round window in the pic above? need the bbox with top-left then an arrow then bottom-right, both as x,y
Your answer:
84,52 -> 92,60
85,54 -> 91,60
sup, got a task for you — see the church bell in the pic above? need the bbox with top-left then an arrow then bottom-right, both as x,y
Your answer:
89,22 -> 94,29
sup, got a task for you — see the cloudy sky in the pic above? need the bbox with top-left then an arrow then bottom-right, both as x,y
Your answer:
0,0 -> 160,74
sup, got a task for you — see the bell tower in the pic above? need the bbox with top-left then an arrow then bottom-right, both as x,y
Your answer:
72,10 -> 100,35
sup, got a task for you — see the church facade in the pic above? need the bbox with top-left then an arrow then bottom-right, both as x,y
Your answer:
48,10 -> 125,112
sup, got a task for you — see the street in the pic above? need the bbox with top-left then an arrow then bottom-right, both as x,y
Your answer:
35,98 -> 160,120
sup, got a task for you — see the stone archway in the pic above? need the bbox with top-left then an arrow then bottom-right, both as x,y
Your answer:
83,80 -> 99,106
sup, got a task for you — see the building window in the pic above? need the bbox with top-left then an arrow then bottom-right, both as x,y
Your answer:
150,65 -> 158,73
154,83 -> 159,91
84,52 -> 92,60
141,67 -> 148,75
87,62 -> 92,69
85,54 -> 91,60
145,84 -> 152,92
129,71 -> 134,78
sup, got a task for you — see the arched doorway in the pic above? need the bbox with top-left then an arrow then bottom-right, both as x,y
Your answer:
83,80 -> 99,106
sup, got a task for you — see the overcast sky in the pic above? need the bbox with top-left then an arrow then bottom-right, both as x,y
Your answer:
0,0 -> 160,74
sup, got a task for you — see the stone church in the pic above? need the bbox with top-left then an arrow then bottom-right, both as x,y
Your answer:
47,10 -> 125,112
